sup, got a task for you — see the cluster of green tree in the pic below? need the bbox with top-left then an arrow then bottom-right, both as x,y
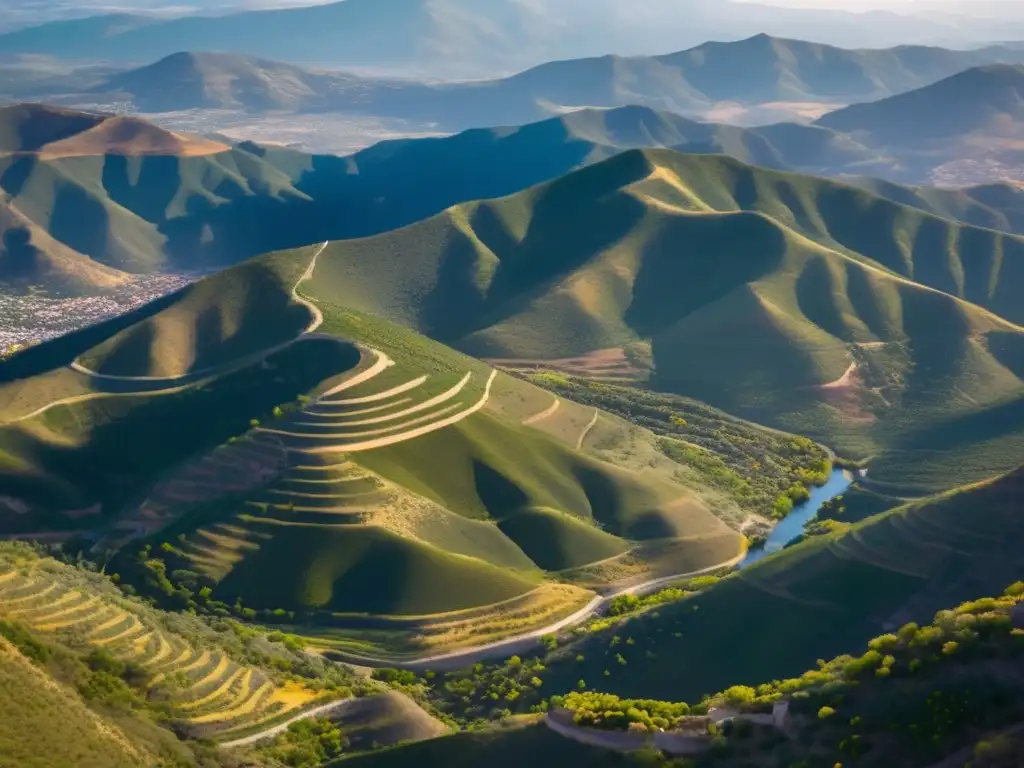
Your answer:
797,518 -> 852,541
260,717 -> 350,768
374,656 -> 550,727
606,577 -> 720,619
768,468 -> 832,521
658,583 -> 1024,767
551,691 -> 694,732
523,373 -> 830,513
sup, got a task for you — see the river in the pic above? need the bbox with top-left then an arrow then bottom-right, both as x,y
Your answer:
739,468 -> 854,569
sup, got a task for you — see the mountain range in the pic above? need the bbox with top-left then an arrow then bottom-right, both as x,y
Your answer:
8,102 -> 1024,297
62,38 -> 1024,131
3,0 -> 1024,78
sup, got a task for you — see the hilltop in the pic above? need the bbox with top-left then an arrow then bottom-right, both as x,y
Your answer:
97,52 -> 369,113
0,102 -> 227,157
817,64 -> 1024,145
295,147 -> 1024,497
0,104 -> 315,294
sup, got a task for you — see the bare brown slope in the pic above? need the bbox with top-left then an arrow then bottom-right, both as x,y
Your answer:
0,103 -> 106,153
36,116 -> 229,158
0,104 -> 228,158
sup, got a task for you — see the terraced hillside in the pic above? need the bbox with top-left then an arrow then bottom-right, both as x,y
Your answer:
298,148 -> 1024,496
0,547 -> 339,743
0,241 -> 762,655
115,314 -> 742,635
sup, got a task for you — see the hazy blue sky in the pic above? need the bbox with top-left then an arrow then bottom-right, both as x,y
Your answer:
739,0 -> 1014,9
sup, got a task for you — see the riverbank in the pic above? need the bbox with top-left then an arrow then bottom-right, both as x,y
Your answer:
739,468 -> 854,569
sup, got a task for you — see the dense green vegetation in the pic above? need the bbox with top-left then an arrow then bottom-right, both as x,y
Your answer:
527,374 -> 830,516
555,582 -> 1024,767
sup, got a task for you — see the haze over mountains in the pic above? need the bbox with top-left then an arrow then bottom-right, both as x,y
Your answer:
55,37 -> 1024,131
4,0 -> 1024,78
818,63 -> 1024,144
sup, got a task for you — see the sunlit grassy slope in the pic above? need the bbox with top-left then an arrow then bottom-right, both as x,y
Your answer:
0,242 -> 745,622
0,636 -> 153,768
300,148 -> 1024,496
9,103 -> 1024,298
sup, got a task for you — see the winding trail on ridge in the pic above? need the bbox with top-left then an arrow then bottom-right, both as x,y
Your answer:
6,243 -> 333,425
218,696 -> 360,749
67,241 -> 331,386
328,549 -> 747,672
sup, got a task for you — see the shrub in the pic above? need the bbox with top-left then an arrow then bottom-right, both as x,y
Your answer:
818,706 -> 836,720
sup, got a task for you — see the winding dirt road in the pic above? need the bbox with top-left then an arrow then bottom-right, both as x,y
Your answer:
68,242 -> 331,386
6,243 -> 332,425
331,549 -> 747,672
219,695 -> 358,749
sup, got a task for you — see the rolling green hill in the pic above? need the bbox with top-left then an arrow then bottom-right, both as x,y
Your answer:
11,102 -> 1024,300
8,139 -> 1024,499
0,241 -> 758,633
295,147 -> 1024,496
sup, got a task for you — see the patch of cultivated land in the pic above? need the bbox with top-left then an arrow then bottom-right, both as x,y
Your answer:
0,550 -> 331,740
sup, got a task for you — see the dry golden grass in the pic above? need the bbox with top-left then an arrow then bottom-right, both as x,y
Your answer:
270,681 -> 322,709
181,666 -> 246,711
191,680 -> 274,725
34,117 -> 229,158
